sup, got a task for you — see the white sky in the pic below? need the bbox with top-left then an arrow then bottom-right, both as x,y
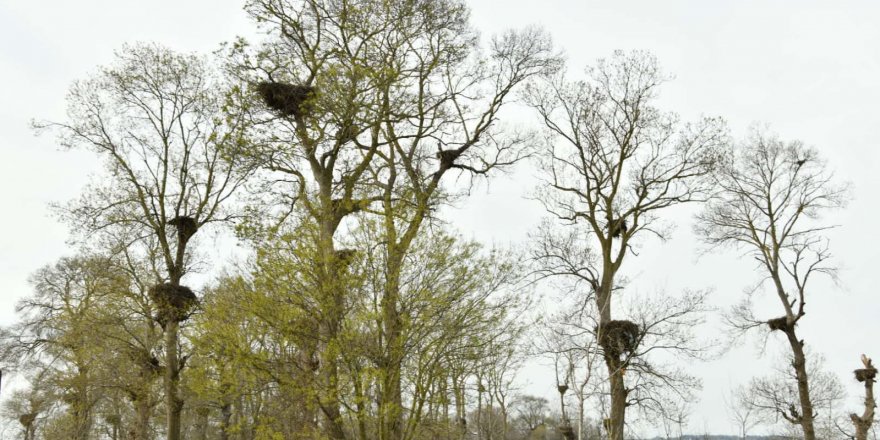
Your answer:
2,0 -> 879,436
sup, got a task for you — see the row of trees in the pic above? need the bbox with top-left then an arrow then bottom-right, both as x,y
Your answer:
0,0 -> 873,439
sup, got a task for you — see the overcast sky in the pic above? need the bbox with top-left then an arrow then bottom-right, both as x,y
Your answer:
2,0 -> 879,436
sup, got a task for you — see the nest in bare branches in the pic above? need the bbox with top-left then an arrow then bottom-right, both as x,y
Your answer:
436,149 -> 461,169
599,320 -> 640,358
557,384 -> 569,395
168,216 -> 198,242
149,283 -> 197,324
256,81 -> 315,118
855,368 -> 877,383
609,218 -> 628,238
19,413 -> 36,426
767,316 -> 791,332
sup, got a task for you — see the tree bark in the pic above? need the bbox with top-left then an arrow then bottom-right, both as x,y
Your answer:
164,320 -> 183,440
785,328 -> 816,440
219,403 -> 232,440
850,364 -> 876,440
131,394 -> 152,440
380,252 -> 405,440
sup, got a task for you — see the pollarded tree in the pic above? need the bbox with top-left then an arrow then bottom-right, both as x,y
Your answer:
849,354 -> 877,440
35,43 -> 254,440
526,50 -> 728,440
696,129 -> 848,440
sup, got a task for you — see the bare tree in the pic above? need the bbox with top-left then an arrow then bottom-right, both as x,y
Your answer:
747,350 -> 844,437
526,50 -> 727,440
725,384 -> 766,439
696,128 -> 848,440
35,43 -> 252,440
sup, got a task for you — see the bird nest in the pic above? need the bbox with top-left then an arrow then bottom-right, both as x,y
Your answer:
168,216 -> 198,242
767,316 -> 791,332
599,320 -> 641,358
609,218 -> 628,238
256,81 -> 315,118
19,413 -> 36,426
149,283 -> 197,323
855,368 -> 877,383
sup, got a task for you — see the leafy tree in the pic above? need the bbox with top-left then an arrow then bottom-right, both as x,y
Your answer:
35,42 -> 253,440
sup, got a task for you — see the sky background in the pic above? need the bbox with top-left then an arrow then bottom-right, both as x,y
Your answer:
1,0 -> 879,436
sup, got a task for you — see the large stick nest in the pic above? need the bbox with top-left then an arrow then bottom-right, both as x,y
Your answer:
256,81 -> 315,118
19,413 -> 36,426
767,316 -> 791,332
168,216 -> 198,242
149,283 -> 197,324
609,218 -> 628,238
855,368 -> 877,383
599,320 -> 641,358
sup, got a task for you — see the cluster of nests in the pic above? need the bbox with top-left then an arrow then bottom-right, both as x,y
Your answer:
598,320 -> 641,359
149,283 -> 197,325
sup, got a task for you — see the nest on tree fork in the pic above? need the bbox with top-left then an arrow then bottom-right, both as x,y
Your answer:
256,81 -> 315,118
599,320 -> 641,358
168,216 -> 198,242
19,413 -> 36,426
436,149 -> 461,169
767,316 -> 791,332
855,368 -> 877,383
609,218 -> 628,238
149,283 -> 197,323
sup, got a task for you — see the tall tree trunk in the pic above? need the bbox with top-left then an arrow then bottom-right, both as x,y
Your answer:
380,253 -> 405,440
786,329 -> 816,440
851,358 -> 876,440
605,367 -> 627,440
131,394 -> 152,440
219,403 -> 232,440
164,320 -> 183,440
317,214 -> 347,440
194,407 -> 210,440
597,269 -> 627,440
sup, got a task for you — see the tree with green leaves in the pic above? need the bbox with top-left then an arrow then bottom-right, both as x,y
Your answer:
225,1 -> 558,438
36,43 -> 253,440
